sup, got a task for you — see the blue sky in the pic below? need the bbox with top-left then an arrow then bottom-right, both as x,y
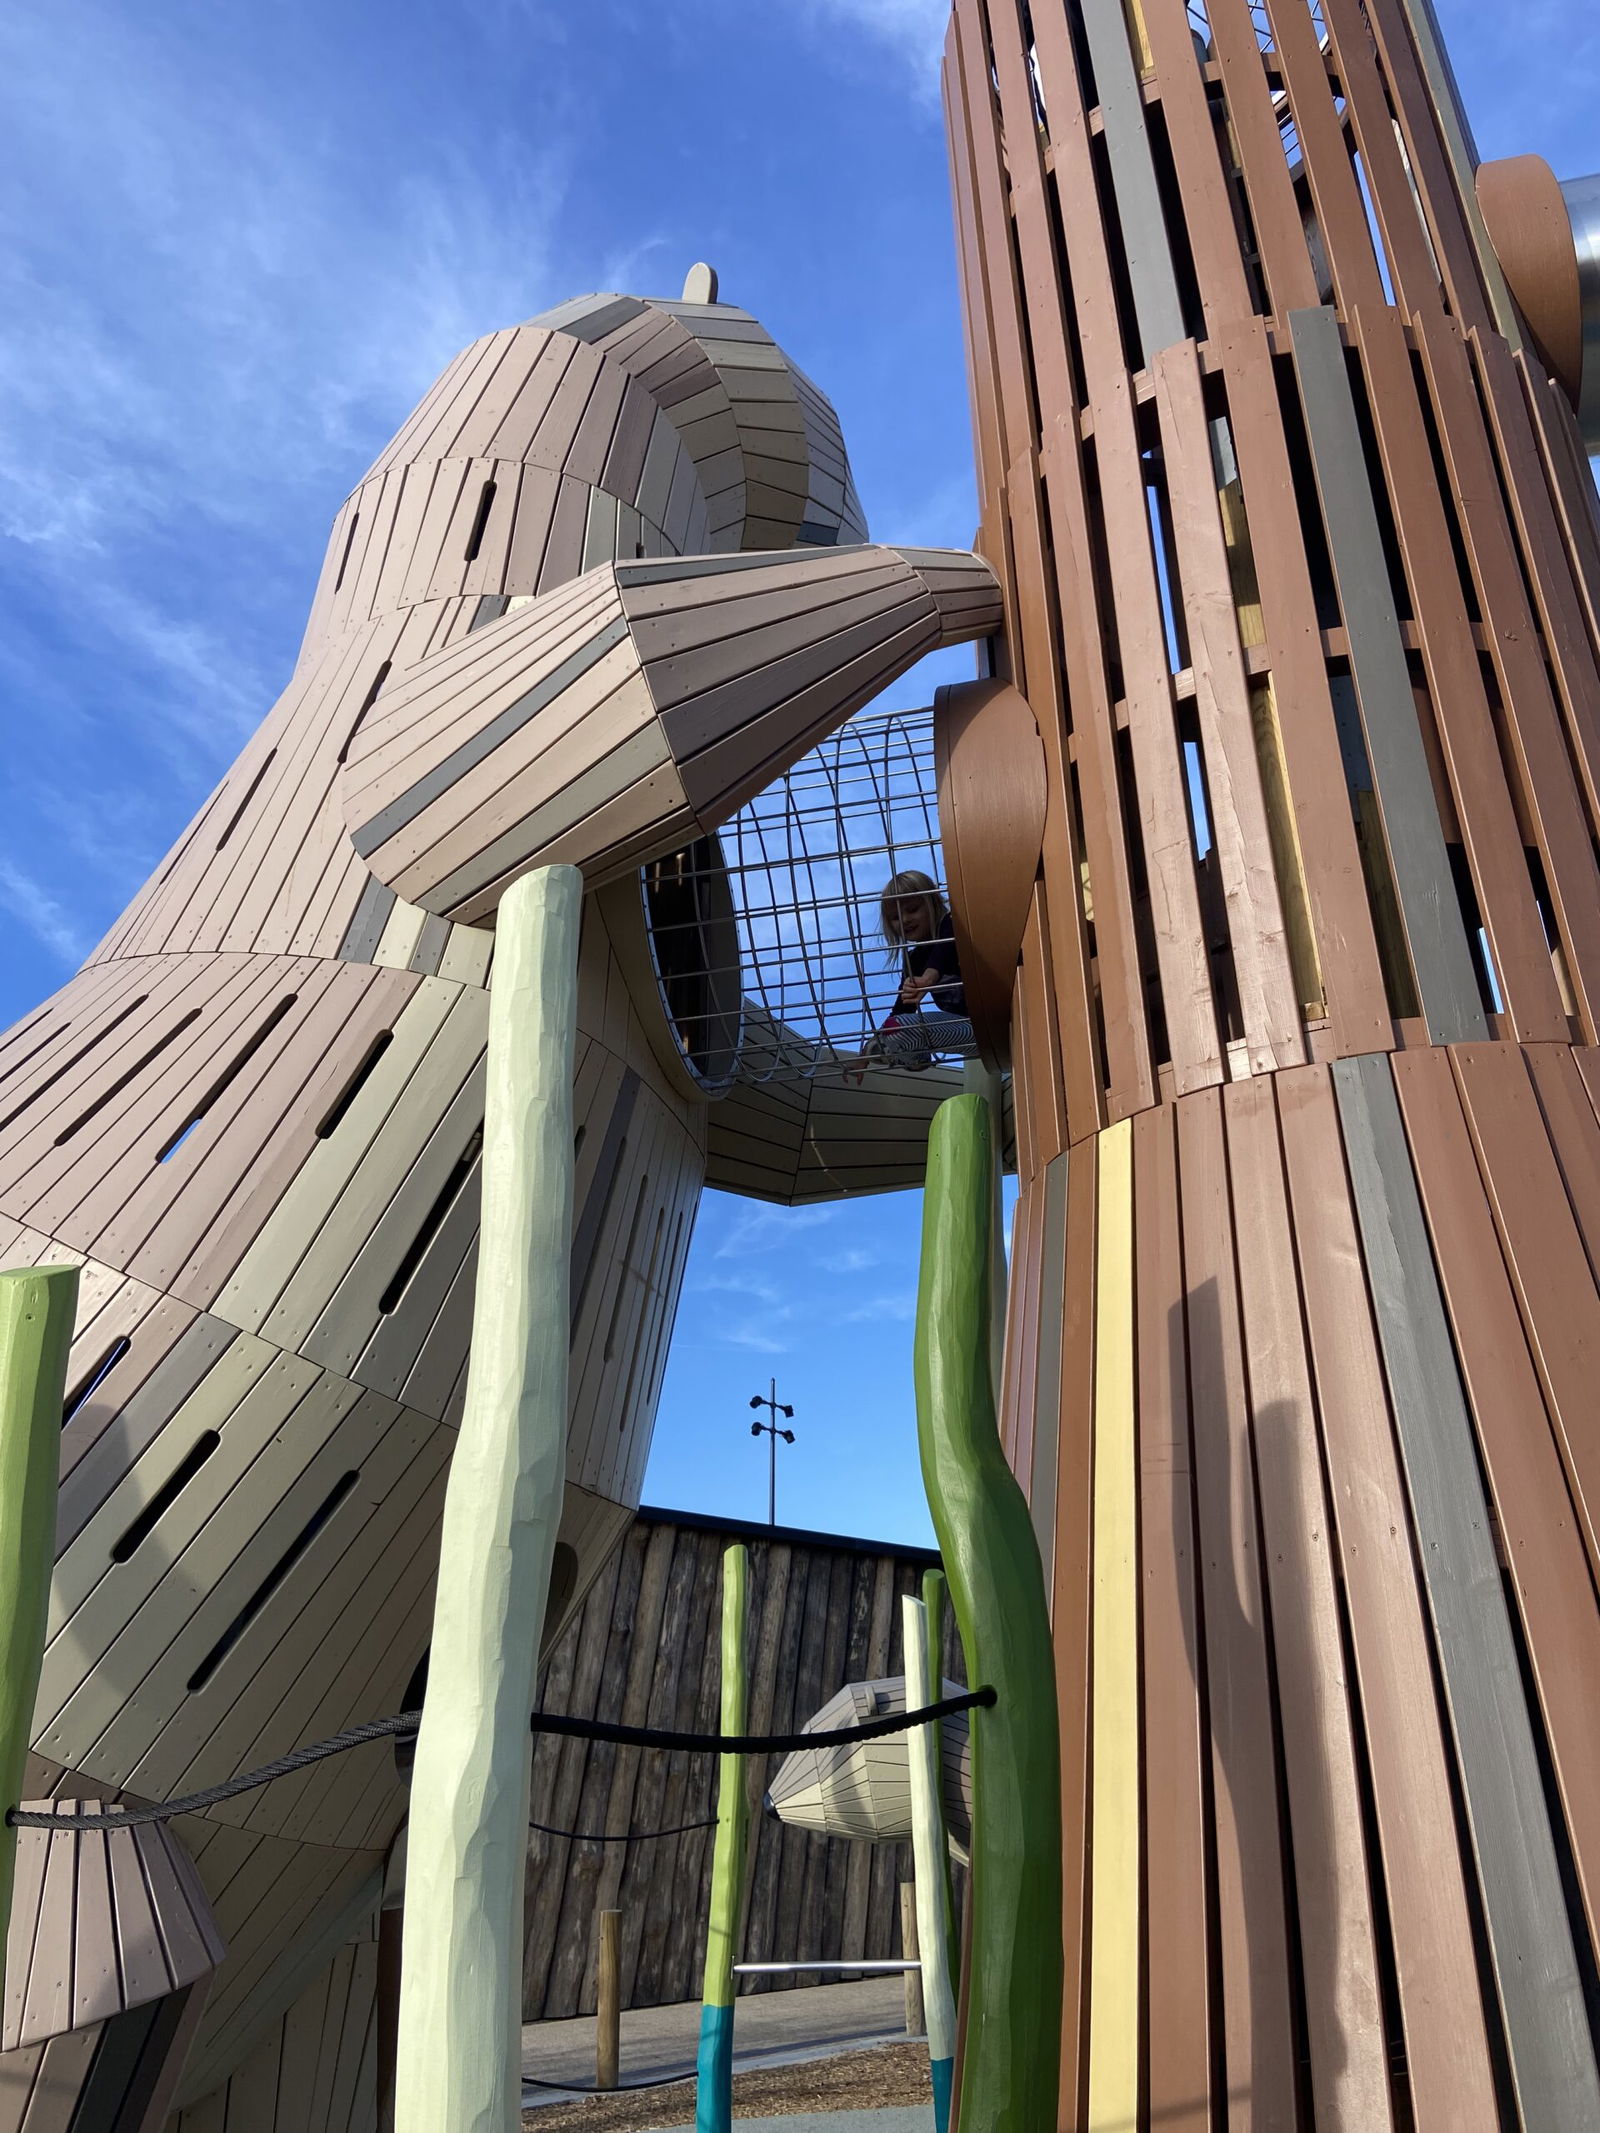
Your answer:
3,0 -> 1596,1548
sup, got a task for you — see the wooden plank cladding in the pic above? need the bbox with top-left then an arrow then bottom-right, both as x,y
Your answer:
520,1508 -> 963,2021
947,1 -> 1600,2117
339,546 -> 1000,922
944,0 -> 1600,1152
1013,1050 -> 1600,2128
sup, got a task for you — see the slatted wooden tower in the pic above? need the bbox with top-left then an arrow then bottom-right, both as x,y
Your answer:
0,279 -> 1000,2129
943,0 -> 1600,2124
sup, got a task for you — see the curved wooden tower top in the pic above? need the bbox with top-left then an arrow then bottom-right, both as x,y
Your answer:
942,0 -> 1600,1173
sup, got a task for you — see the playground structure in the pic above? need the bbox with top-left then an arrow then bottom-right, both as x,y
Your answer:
1,0 -> 1600,2124
939,0 -> 1600,2125
0,272 -> 1002,2129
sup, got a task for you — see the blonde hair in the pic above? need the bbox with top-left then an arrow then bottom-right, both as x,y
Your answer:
879,870 -> 948,947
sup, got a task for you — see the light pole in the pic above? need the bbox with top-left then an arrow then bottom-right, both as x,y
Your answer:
748,1380 -> 795,1528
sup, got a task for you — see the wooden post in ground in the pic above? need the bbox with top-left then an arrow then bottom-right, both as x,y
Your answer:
902,1596 -> 956,2131
394,865 -> 581,2133
899,1883 -> 924,2037
0,1263 -> 78,2000
695,1544 -> 750,2133
596,1910 -> 621,2090
915,1094 -> 1063,2133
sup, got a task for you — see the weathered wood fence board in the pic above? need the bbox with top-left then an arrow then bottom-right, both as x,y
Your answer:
522,1508 -> 963,2019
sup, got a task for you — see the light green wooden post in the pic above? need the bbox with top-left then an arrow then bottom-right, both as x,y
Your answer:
395,865 -> 581,2133
903,1595 -> 957,2133
0,1264 -> 78,2000
695,1543 -> 749,2133
915,1094 -> 1062,2133
919,1564 -> 960,1992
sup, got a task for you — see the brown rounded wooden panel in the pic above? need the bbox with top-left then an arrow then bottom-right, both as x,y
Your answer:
1478,155 -> 1584,403
934,677 -> 1046,1069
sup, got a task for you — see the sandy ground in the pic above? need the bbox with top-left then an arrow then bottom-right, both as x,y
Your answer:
520,2040 -> 933,2130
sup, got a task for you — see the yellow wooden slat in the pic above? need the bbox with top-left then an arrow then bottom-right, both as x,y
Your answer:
1087,1116 -> 1139,2132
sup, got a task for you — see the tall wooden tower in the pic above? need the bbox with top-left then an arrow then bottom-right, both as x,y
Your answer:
942,0 -> 1600,2124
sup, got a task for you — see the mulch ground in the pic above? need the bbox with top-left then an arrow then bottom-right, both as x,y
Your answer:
521,2040 -> 932,2130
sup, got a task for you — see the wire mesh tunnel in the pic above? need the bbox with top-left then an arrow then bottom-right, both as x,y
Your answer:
640,707 -> 976,1092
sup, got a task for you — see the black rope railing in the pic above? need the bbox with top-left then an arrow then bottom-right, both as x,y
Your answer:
528,1812 -> 715,1843
6,1688 -> 995,1831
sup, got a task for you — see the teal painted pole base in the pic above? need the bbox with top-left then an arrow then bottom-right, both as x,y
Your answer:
931,2054 -> 954,2133
694,2000 -> 735,2133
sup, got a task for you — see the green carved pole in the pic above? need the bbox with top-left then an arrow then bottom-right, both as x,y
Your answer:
0,1264 -> 78,1999
919,1563 -> 960,1989
903,1594 -> 958,2133
695,1543 -> 750,2133
915,1094 -> 1061,2133
395,864 -> 581,2133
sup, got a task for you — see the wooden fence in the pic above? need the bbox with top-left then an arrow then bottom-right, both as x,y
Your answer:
521,1507 -> 964,2019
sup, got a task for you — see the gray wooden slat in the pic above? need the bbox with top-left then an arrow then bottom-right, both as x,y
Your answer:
1288,307 -> 1487,1042
1333,1050 -> 1600,2127
56,1314 -> 241,1549
68,1823 -> 117,2035
27,1817 -> 76,2046
570,1069 -> 641,1334
105,1812 -> 176,2010
349,612 -> 632,858
69,1997 -> 165,2127
335,876 -> 395,965
1074,0 -> 1187,358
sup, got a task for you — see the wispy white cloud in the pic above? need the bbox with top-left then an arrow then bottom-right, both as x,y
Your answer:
802,0 -> 949,100
0,858 -> 91,964
0,0 -> 583,964
819,1247 -> 877,1274
713,1202 -> 835,1258
720,1319 -> 792,1355
840,1292 -> 916,1324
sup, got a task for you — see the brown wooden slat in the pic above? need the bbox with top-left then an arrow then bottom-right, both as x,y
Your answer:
1448,1043 -> 1600,1588
1396,1044 -> 1600,1961
1276,1060 -> 1496,2130
1175,1085 -> 1296,2124
1028,0 -> 1224,1094
1351,302 -> 1566,1038
1412,311 -> 1600,1040
1155,341 -> 1304,1070
1356,0 -> 1492,339
1225,1072 -> 1392,2124
1204,0 -> 1320,315
1131,1103 -> 1210,2132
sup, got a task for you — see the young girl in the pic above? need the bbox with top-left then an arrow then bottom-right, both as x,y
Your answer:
851,870 -> 974,1073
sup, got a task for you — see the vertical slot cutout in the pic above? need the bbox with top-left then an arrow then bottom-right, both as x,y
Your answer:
0,995 -> 151,1134
603,1174 -> 652,1365
185,1470 -> 360,1690
464,479 -> 498,564
316,1031 -> 395,1139
53,1009 -> 203,1147
154,994 -> 299,1164
378,1129 -> 483,1315
112,1433 -> 221,1562
334,511 -> 360,593
63,1337 -> 132,1424
215,751 -> 278,851
337,662 -> 392,765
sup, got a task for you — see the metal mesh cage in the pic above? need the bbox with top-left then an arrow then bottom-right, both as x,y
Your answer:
641,707 -> 976,1090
